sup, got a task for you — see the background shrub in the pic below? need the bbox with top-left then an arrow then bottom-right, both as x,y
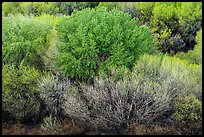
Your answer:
2,2 -> 99,16
55,7 -> 154,82
131,2 -> 202,55
2,64 -> 41,122
2,14 -> 54,71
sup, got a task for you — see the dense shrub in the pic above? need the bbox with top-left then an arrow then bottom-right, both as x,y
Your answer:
62,77 -> 172,134
97,2 -> 137,19
55,7 -> 154,82
172,94 -> 202,124
176,29 -> 202,64
2,64 -> 41,122
55,2 -> 99,16
117,2 -> 137,18
2,14 -> 54,71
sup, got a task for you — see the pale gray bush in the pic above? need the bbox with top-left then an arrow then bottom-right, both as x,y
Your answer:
62,76 -> 173,133
38,73 -> 70,118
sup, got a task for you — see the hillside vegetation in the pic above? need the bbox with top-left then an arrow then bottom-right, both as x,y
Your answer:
2,2 -> 202,135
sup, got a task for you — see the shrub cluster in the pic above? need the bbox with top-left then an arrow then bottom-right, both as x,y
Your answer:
100,2 -> 202,55
2,2 -> 99,16
61,53 -> 202,134
2,2 -> 202,135
135,2 -> 202,55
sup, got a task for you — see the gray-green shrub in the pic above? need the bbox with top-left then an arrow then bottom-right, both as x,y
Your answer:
38,73 -> 70,119
62,75 -> 177,134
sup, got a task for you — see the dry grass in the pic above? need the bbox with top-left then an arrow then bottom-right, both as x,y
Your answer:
3,120 -> 201,135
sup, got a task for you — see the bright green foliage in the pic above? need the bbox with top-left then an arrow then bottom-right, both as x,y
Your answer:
55,8 -> 154,82
2,64 -> 41,122
176,29 -> 202,64
2,14 -> 54,70
173,94 -> 202,124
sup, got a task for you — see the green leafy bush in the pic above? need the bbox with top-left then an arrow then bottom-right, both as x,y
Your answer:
2,64 -> 41,122
55,8 -> 154,82
176,29 -> 202,64
2,14 -> 54,71
150,3 -> 181,55
173,94 -> 202,124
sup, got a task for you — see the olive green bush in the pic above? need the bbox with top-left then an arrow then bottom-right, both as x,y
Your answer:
2,14 -> 54,71
173,94 -> 202,124
55,7 -> 154,82
2,64 -> 41,122
40,115 -> 60,131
